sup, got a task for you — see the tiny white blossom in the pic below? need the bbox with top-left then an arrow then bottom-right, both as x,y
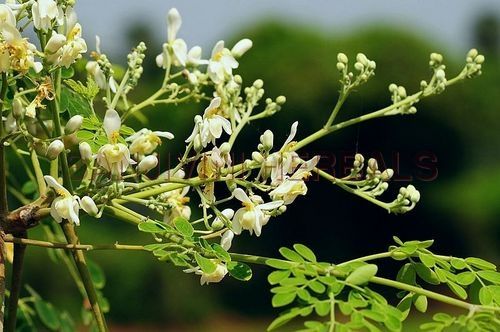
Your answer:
44,175 -> 80,225
264,122 -> 300,185
184,261 -> 228,285
232,188 -> 283,236
137,155 -> 158,173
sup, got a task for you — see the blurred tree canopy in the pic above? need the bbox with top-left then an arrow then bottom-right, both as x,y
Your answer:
16,15 -> 500,327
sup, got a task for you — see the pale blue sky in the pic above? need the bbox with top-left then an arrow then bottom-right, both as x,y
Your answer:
75,0 -> 499,56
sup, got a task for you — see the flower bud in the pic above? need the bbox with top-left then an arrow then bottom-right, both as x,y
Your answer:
65,115 -> 83,134
231,38 -> 252,58
79,142 -> 93,162
80,196 -> 98,216
380,169 -> 394,181
260,130 -> 274,150
12,98 -> 24,119
276,96 -> 286,105
221,230 -> 234,250
252,151 -> 264,163
137,155 -> 158,173
46,140 -> 64,160
337,53 -> 348,64
220,142 -> 231,154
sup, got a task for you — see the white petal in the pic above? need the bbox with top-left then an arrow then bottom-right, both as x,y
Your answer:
232,188 -> 251,204
154,131 -> 174,140
204,97 -> 221,116
258,200 -> 283,211
44,175 -> 70,197
172,39 -> 188,66
103,109 -> 121,140
167,8 -> 182,43
211,40 -> 225,59
220,230 -> 234,251
282,121 -> 298,149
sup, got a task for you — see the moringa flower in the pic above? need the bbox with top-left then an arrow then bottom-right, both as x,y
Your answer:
207,40 -> 238,84
161,186 -> 191,224
231,188 -> 283,237
80,196 -> 98,217
269,156 -> 320,205
44,175 -> 80,225
184,261 -> 228,285
32,0 -> 59,32
126,128 -> 174,158
95,109 -> 135,177
185,97 -> 232,148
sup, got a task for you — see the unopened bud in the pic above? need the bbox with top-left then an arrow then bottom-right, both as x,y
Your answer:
137,155 -> 158,173
261,130 -> 274,150
80,196 -> 98,216
65,115 -> 84,134
12,98 -> 24,119
46,140 -> 64,160
79,142 -> 92,162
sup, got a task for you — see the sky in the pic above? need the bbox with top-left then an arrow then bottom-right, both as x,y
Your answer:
75,0 -> 500,56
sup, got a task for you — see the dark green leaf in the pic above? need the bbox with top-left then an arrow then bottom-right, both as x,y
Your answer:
21,180 -> 37,195
60,87 -> 93,116
34,299 -> 60,330
414,263 -> 440,285
61,66 -> 75,79
227,261 -> 252,281
88,259 -> 106,289
59,312 -> 75,332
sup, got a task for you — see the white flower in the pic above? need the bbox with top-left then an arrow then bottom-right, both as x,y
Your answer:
46,139 -> 64,160
95,109 -> 135,176
161,186 -> 191,224
264,122 -> 300,185
126,128 -> 174,158
137,155 -> 158,173
44,175 -> 80,225
45,8 -> 87,68
221,230 -> 234,251
210,145 -> 231,168
207,40 -> 238,84
32,0 -> 59,32
80,196 -> 98,216
185,97 -> 232,148
232,188 -> 283,236
212,208 -> 234,229
270,156 -> 320,205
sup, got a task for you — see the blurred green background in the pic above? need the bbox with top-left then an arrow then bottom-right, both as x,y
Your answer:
10,1 -> 500,331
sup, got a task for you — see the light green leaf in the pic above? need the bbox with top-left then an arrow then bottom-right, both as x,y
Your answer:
477,270 -> 500,284
465,257 -> 497,271
293,243 -> 317,262
173,217 -> 194,238
314,301 -> 330,316
267,310 -> 300,331
450,258 -> 467,270
455,271 -> 476,286
414,263 -> 440,285
60,87 -> 93,117
413,294 -> 428,313
137,221 -> 167,233
447,281 -> 467,300
479,287 -> 493,305
279,247 -> 304,263
272,292 -> 296,308
266,258 -> 294,270
212,243 -> 231,262
194,253 -> 216,274
268,270 -> 291,285
346,264 -> 378,285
